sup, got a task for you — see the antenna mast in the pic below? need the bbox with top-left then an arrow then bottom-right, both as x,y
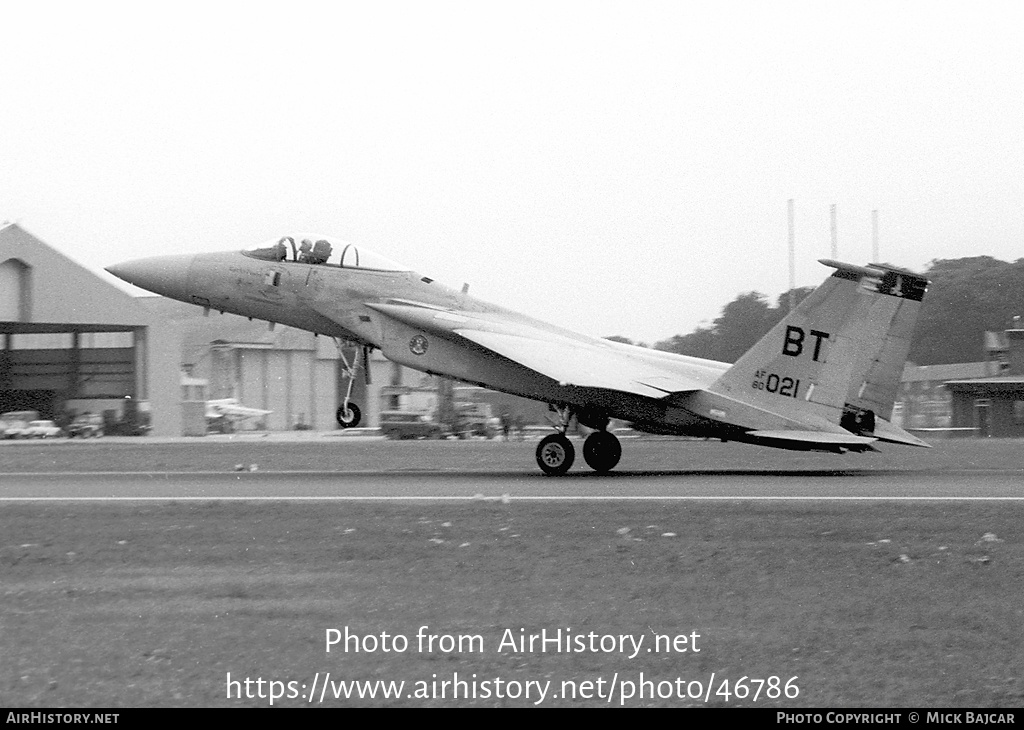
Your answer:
830,204 -> 838,259
788,199 -> 796,312
871,209 -> 879,262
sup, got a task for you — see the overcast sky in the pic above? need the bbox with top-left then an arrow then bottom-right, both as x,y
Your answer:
2,1 -> 1021,344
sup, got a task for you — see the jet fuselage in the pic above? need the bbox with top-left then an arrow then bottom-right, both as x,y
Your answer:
109,250 -> 730,434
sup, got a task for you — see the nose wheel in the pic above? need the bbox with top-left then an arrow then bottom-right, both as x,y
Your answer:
336,403 -> 362,428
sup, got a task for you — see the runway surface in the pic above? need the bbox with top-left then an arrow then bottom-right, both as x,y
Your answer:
3,466 -> 1023,500
4,440 -> 1023,708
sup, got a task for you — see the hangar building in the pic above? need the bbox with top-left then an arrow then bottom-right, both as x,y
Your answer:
0,223 -> 181,436
945,329 -> 1024,438
141,294 -> 429,432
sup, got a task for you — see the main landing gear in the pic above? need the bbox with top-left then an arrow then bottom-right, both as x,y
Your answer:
535,406 -> 622,476
536,433 -> 575,475
582,430 -> 622,473
334,339 -> 371,429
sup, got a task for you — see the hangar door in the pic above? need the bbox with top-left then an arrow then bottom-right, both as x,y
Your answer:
0,326 -> 140,420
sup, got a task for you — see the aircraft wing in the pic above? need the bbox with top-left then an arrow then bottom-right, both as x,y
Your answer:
364,302 -> 716,398
459,329 -> 708,397
206,402 -> 273,420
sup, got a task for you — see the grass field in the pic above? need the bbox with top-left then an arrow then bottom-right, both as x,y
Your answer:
1,438 -> 1022,707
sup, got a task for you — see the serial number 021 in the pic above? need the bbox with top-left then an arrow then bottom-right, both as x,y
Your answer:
752,370 -> 801,398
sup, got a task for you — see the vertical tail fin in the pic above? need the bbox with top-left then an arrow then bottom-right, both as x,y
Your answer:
709,260 -> 928,444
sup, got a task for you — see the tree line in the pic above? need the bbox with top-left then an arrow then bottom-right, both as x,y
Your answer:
609,257 -> 1024,366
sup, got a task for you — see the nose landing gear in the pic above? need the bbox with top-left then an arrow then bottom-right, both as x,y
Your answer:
336,402 -> 362,428
334,339 -> 371,429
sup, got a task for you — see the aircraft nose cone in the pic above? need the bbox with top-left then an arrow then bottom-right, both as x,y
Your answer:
106,254 -> 195,300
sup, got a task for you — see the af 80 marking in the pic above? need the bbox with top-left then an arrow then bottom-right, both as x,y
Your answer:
782,326 -> 830,361
752,370 -> 801,398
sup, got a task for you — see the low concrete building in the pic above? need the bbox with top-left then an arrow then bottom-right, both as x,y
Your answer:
945,329 -> 1024,438
896,361 -> 997,430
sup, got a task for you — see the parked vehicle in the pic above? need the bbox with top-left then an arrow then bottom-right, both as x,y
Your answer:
23,420 -> 65,439
0,410 -> 38,439
2,421 -> 29,439
67,412 -> 104,438
379,410 -> 446,440
453,402 -> 502,439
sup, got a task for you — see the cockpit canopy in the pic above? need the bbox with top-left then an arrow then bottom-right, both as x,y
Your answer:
243,236 -> 410,272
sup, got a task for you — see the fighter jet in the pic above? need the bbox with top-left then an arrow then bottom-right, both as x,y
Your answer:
107,235 -> 930,475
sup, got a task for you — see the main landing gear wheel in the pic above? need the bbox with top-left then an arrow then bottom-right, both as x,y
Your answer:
583,431 -> 621,473
336,403 -> 362,428
536,434 -> 575,476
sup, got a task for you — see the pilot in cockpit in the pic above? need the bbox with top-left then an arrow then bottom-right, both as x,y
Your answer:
298,239 -> 314,263
311,239 -> 332,265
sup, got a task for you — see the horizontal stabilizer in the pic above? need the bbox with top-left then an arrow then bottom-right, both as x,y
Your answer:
869,418 -> 932,448
746,430 -> 878,452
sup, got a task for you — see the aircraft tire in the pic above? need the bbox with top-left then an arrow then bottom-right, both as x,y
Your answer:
536,434 -> 575,476
583,431 -> 621,473
336,403 -> 362,428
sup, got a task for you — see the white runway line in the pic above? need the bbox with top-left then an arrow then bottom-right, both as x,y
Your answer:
4,495 -> 1024,502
